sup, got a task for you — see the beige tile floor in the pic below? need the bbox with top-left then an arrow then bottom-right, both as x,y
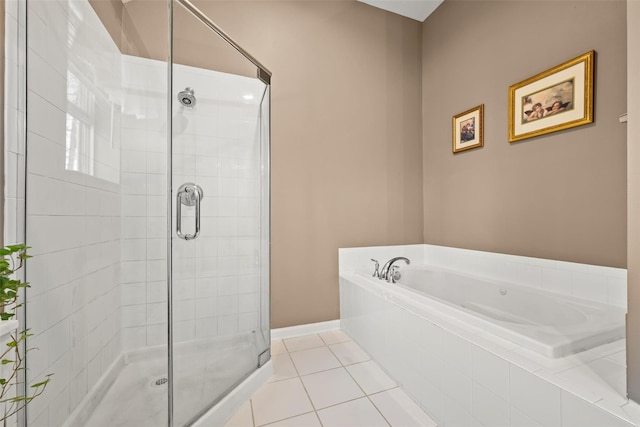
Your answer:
224,330 -> 438,427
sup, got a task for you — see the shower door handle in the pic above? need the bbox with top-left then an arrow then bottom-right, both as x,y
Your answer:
176,183 -> 203,241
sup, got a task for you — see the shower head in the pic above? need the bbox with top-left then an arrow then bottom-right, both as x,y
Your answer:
177,87 -> 196,108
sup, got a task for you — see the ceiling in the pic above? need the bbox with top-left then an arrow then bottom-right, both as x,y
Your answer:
358,0 -> 444,22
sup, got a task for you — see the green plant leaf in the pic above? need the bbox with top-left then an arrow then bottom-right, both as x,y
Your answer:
31,380 -> 50,388
0,244 -> 51,420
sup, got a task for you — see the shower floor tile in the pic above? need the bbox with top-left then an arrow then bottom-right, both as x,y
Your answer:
224,330 -> 438,427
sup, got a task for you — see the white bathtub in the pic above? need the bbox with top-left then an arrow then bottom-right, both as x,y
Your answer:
349,265 -> 625,358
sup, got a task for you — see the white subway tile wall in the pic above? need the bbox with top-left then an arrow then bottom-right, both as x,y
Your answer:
10,0 -> 124,425
120,55 -> 264,349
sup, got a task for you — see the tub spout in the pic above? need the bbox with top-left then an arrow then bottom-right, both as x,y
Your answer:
380,257 -> 410,282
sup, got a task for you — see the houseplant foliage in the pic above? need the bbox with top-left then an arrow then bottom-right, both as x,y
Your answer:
0,245 -> 51,423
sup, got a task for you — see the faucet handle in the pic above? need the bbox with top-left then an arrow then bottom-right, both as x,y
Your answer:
371,259 -> 380,278
389,265 -> 401,283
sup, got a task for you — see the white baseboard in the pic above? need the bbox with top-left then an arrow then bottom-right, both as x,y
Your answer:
271,319 -> 341,340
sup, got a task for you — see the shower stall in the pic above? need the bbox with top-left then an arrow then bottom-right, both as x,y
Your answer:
9,0 -> 271,425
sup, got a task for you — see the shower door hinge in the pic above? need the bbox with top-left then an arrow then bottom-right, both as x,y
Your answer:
258,68 -> 271,85
258,348 -> 271,368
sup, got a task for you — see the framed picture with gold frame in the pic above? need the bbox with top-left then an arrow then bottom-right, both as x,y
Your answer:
508,50 -> 594,143
453,104 -> 484,153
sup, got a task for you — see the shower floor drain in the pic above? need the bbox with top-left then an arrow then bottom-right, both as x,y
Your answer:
150,377 -> 169,388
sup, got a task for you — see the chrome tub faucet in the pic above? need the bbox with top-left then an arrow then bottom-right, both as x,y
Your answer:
378,257 -> 410,283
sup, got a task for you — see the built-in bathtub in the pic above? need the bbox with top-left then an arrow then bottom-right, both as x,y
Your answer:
339,244 -> 636,427
385,266 -> 625,358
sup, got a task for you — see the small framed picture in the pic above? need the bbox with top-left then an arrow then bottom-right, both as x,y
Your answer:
453,104 -> 484,153
508,50 -> 594,143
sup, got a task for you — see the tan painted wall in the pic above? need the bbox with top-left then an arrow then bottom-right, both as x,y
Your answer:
627,0 -> 640,402
190,1 -> 424,328
90,0 -> 425,328
88,0 -> 122,48
422,0 -> 627,268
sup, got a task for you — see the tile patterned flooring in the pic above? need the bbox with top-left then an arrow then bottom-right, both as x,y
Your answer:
224,330 -> 438,427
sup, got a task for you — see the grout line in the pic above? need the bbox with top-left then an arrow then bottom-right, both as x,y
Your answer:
314,395 -> 371,412
267,331 -> 432,427
296,371 -> 319,413
257,410 -> 316,427
267,352 -> 297,383
337,353 -> 393,427
367,394 -> 393,427
278,335 -> 372,426
326,343 -> 347,368
342,366 -> 393,426
268,363 -> 346,385
327,339 -> 370,369
284,341 -> 320,414
343,358 -> 373,369
318,332 -> 330,346
284,343 -> 327,354
283,339 -> 327,427
249,398 -> 256,427
342,361 -> 369,395
317,331 -> 352,346
302,334 -> 392,426
365,386 -> 401,398
326,343 -> 339,358
281,335 -> 328,354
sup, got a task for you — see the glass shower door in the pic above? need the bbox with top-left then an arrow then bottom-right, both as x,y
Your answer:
23,0 -> 173,425
170,1 -> 271,424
